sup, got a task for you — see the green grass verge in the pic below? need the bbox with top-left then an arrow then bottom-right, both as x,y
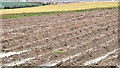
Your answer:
52,50 -> 62,53
2,7 -> 119,19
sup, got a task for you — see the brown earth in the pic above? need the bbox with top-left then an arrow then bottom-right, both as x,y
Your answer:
1,8 -> 118,66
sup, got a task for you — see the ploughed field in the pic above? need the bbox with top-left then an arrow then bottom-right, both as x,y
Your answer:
1,8 -> 118,66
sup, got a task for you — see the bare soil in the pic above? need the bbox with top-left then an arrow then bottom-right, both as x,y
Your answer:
1,8 -> 118,66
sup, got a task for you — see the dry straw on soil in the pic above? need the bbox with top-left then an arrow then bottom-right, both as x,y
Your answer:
1,2 -> 118,14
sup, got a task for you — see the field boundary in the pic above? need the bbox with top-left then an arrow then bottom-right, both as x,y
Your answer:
2,6 -> 119,19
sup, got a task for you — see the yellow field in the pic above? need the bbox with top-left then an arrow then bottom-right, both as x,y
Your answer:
1,2 -> 118,14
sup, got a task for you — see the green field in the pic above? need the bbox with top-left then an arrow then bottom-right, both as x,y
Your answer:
0,2 -> 40,9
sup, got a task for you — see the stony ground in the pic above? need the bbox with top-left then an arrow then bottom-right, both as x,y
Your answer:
1,8 -> 119,66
